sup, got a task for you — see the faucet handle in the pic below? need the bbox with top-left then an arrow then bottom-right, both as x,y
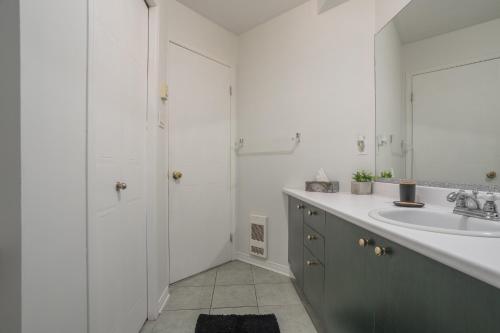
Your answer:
481,192 -> 500,218
480,192 -> 500,202
447,189 -> 465,203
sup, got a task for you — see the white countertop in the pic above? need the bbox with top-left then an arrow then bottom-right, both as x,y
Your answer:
284,188 -> 500,289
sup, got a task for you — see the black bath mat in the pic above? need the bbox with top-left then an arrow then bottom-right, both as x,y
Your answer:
195,314 -> 280,333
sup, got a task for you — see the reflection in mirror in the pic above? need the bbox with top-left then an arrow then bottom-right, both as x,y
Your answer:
375,0 -> 500,188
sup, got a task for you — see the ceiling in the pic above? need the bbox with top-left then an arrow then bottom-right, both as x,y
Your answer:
394,0 -> 500,44
176,0 -> 310,35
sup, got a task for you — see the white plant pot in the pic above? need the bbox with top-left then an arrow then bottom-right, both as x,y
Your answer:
351,181 -> 373,195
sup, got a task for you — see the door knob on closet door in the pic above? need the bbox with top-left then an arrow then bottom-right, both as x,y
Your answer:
307,210 -> 318,216
115,182 -> 127,191
172,171 -> 183,180
307,234 -> 318,241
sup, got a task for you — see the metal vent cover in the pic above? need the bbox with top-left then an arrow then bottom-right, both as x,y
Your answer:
249,215 -> 267,258
251,224 -> 264,242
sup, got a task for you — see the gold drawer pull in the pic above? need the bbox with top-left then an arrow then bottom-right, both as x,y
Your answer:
307,235 -> 318,241
375,246 -> 389,257
358,238 -> 370,248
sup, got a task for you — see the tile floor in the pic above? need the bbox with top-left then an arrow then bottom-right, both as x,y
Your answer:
140,260 -> 317,333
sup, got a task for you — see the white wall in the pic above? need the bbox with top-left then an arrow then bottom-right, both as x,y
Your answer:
375,22 -> 405,178
236,0 -> 375,269
20,0 -> 88,332
0,0 -> 21,332
318,0 -> 349,13
167,0 -> 238,67
402,18 -> 500,74
375,0 -> 411,32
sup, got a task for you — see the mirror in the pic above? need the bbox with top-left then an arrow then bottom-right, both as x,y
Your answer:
375,0 -> 500,189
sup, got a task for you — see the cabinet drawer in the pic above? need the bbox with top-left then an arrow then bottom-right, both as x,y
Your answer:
304,224 -> 324,264
304,204 -> 325,234
304,247 -> 325,321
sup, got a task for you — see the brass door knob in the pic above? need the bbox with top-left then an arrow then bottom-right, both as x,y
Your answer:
172,171 -> 183,180
306,260 -> 319,266
297,204 -> 305,210
307,235 -> 318,241
374,246 -> 387,256
487,171 -> 497,180
307,210 -> 318,216
358,238 -> 370,248
115,182 -> 127,191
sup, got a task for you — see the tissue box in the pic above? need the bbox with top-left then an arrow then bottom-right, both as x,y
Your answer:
305,181 -> 339,193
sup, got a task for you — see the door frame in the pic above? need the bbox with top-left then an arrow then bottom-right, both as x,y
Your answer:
166,40 -> 235,283
86,0 -> 164,327
144,0 -> 166,321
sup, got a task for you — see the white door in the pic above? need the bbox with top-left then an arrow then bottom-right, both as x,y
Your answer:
412,58 -> 500,185
88,1 -> 149,333
169,43 -> 232,283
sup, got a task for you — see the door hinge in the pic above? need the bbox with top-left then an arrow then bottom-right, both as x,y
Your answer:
229,86 -> 233,96
229,233 -> 233,243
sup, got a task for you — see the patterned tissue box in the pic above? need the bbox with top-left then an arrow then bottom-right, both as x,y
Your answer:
305,181 -> 339,193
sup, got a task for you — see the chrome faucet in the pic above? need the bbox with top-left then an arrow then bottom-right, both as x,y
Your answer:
447,189 -> 500,221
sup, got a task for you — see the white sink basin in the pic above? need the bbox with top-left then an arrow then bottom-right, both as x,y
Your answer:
369,208 -> 500,237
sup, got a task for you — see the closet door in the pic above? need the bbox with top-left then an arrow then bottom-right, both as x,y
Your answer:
87,1 -> 149,332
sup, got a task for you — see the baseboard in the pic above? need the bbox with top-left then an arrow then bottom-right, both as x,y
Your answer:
158,286 -> 170,314
234,251 -> 291,277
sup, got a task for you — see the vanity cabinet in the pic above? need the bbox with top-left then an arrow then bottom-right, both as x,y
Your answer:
288,197 -> 326,329
324,213 -> 376,333
303,246 -> 325,321
371,234 -> 500,333
288,196 -> 304,289
288,196 -> 500,333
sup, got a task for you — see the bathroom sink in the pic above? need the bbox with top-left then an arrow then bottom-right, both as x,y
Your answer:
369,208 -> 500,237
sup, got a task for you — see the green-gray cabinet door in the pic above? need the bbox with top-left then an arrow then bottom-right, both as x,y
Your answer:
288,196 -> 304,289
374,235 -> 500,333
324,213 -> 377,333
304,247 -> 325,321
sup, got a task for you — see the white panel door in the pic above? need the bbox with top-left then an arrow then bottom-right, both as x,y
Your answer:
169,44 -> 232,283
412,58 -> 500,185
88,1 -> 149,333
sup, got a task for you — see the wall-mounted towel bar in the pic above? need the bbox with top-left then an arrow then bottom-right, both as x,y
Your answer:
235,133 -> 301,156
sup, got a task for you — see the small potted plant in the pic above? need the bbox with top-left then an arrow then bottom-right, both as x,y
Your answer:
351,170 -> 374,195
380,170 -> 393,179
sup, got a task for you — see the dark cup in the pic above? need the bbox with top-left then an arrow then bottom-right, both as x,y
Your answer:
400,181 -> 416,202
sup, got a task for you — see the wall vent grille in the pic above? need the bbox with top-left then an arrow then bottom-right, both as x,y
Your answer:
249,215 -> 267,258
